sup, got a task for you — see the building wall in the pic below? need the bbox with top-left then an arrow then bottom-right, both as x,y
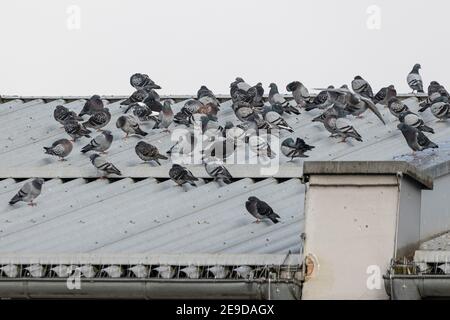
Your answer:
421,174 -> 450,241
302,175 -> 401,300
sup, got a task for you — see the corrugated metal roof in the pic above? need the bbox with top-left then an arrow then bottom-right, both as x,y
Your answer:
0,96 -> 449,178
0,177 -> 304,259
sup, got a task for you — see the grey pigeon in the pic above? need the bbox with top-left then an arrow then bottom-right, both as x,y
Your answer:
312,105 -> 349,123
407,64 -> 424,93
245,196 -> 280,224
54,105 -> 83,125
9,178 -> 44,206
248,82 -> 265,107
430,101 -> 450,121
199,115 -> 224,139
281,137 -> 315,160
399,111 -> 434,133
129,73 -> 160,90
135,141 -> 168,165
397,123 -> 438,153
420,85 -> 450,112
305,86 -> 334,111
325,86 -> 386,124
373,85 -> 397,106
264,111 -> 294,132
116,115 -> 148,138
323,115 -> 363,142
124,102 -> 159,127
79,95 -> 104,117
43,138 -> 73,160
286,81 -> 310,107
203,157 -> 233,184
248,135 -> 276,159
121,87 -> 161,106
81,130 -> 113,154
233,101 -> 256,122
388,97 -> 409,118
351,76 -> 374,99
82,108 -> 111,131
169,164 -> 198,187
197,85 -> 220,108
230,77 -> 251,102
158,99 -> 174,130
89,154 -> 122,176
64,119 -> 92,141
269,83 -> 299,114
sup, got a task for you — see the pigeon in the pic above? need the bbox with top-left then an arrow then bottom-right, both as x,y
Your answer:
233,101 -> 256,122
121,87 -> 161,106
407,64 -> 424,93
419,85 -> 449,112
324,86 -> 386,124
269,83 -> 295,114
399,111 -> 434,133
174,99 -> 203,126
89,154 -> 122,176
203,157 -> 233,184
373,85 -> 397,106
79,95 -> 104,117
388,97 -> 410,118
248,82 -> 265,107
81,130 -> 113,154
9,178 -> 44,206
245,196 -> 280,224
169,164 -> 198,187
312,105 -> 349,123
322,115 -> 363,142
116,115 -> 148,138
305,86 -> 334,111
124,102 -> 160,128
158,99 -> 174,130
264,111 -> 294,132
64,119 -> 92,141
397,123 -> 438,153
430,101 -> 450,121
281,137 -> 315,160
248,135 -> 276,159
54,105 -> 83,125
197,85 -> 220,107
129,73 -> 160,90
286,81 -> 310,108
230,77 -> 251,102
43,138 -> 73,160
135,141 -> 168,165
351,76 -> 374,99
82,108 -> 111,131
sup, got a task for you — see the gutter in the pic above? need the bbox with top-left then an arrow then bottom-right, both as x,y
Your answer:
384,274 -> 450,300
0,278 -> 301,300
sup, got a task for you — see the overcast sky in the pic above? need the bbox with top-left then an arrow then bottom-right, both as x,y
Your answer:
0,0 -> 448,96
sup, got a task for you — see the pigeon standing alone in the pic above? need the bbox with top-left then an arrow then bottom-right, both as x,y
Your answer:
116,115 -> 148,138
281,137 -> 315,160
9,178 -> 45,206
397,123 -> 438,153
169,164 -> 199,187
43,138 -> 73,160
135,141 -> 168,165
245,196 -> 280,224
81,130 -> 113,154
89,154 -> 122,177
407,64 -> 424,94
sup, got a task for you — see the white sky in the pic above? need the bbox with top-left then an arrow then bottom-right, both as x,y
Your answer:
0,0 -> 448,96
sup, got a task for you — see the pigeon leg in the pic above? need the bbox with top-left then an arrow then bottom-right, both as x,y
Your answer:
252,219 -> 261,224
28,201 -> 37,207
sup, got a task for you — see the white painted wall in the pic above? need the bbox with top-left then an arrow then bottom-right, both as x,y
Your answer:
302,175 -> 404,300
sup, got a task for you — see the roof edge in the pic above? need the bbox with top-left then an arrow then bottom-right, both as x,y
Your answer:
302,161 -> 434,189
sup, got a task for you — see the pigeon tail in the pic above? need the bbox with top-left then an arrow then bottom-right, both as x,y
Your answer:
9,195 -> 21,205
81,145 -> 93,153
136,128 -> 148,136
421,125 -> 435,134
268,212 -> 280,224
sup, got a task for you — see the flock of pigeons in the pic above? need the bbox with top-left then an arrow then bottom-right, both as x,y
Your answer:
7,64 -> 450,224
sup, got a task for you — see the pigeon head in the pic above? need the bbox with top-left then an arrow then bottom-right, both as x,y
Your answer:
412,64 -> 421,71
354,76 -> 363,80
89,153 -> 100,162
102,130 -> 112,136
116,116 -> 127,128
91,95 -> 101,101
199,85 -> 208,90
438,86 -> 448,95
282,138 -> 294,147
327,85 -> 335,89
340,84 -> 349,90
430,81 -> 440,86
269,83 -> 277,89
224,121 -> 234,130
163,99 -> 175,108
171,164 -> 184,170
55,105 -> 67,112
397,123 -> 409,132
32,178 -> 45,188
235,77 -> 244,83
248,196 -> 259,202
